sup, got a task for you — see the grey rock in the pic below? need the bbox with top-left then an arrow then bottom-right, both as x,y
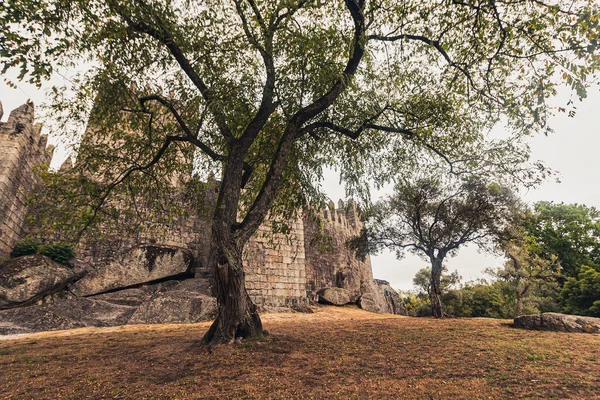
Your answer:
359,292 -> 386,313
514,312 -> 600,333
0,255 -> 75,309
128,290 -> 216,324
172,277 -> 213,295
71,244 -> 194,296
0,298 -> 138,335
317,287 -> 352,306
90,288 -> 150,307
50,298 -> 137,327
0,304 -> 84,335
359,280 -> 408,315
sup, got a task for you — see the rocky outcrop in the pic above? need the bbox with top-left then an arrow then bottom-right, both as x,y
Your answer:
0,255 -> 75,309
0,277 -> 217,335
514,313 -> 600,333
317,287 -> 352,306
0,298 -> 137,335
129,290 -> 216,324
359,280 -> 408,315
71,244 -> 194,296
0,305 -> 85,335
46,298 -> 138,327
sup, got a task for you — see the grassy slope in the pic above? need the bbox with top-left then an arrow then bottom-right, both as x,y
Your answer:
0,306 -> 599,399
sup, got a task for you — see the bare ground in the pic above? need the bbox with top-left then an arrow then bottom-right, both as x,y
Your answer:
1,306 -> 599,399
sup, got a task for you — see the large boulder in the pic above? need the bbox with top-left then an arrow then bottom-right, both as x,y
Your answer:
128,290 -> 216,324
128,278 -> 215,324
0,297 -> 140,335
71,244 -> 194,296
90,288 -> 151,307
359,279 -> 408,315
0,255 -> 75,309
514,313 -> 600,333
47,298 -> 138,327
317,287 -> 352,306
0,305 -> 85,335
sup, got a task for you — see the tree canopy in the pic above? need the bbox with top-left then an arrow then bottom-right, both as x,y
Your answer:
524,202 -> 600,279
352,174 -> 521,317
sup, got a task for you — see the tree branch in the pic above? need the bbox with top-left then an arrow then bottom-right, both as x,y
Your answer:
234,0 -> 367,243
106,0 -> 234,141
77,134 -> 188,238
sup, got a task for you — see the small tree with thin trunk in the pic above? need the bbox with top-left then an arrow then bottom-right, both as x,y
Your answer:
498,242 -> 560,316
492,210 -> 561,316
352,175 -> 519,318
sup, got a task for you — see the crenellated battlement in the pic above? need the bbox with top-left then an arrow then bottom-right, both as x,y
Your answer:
0,101 -> 54,258
317,199 -> 362,230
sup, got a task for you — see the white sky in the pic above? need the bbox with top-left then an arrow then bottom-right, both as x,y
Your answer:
2,73 -> 600,292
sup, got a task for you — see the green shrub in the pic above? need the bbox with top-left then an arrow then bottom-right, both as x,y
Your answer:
9,240 -> 75,265
10,240 -> 42,258
38,244 -> 75,265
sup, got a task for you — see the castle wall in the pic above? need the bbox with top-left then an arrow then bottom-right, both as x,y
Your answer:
1,101 -> 377,311
303,200 -> 374,301
0,103 -> 53,258
244,216 -> 308,311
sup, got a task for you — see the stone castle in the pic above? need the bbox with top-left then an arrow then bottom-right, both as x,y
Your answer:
0,101 -> 404,325
0,102 -> 54,257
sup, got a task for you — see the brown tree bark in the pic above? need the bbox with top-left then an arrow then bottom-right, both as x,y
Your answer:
430,256 -> 444,318
202,241 -> 264,347
201,145 -> 267,347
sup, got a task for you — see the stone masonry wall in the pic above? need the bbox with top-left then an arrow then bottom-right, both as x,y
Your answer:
303,200 -> 374,302
0,102 -> 53,259
244,216 -> 307,311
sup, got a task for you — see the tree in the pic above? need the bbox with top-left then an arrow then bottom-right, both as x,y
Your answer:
492,207 -> 562,316
412,266 -> 461,300
410,265 -> 460,316
443,280 -> 514,319
560,265 -> 600,317
3,0 -> 600,344
525,202 -> 600,279
496,239 -> 560,316
352,175 -> 519,317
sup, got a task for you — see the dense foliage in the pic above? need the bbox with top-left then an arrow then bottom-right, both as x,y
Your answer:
404,202 -> 600,319
560,265 -> 600,317
501,202 -> 600,316
524,202 -> 600,279
405,270 -> 560,319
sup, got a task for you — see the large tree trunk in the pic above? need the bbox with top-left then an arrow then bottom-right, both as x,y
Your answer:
202,241 -> 264,347
430,256 -> 444,318
201,147 -> 265,347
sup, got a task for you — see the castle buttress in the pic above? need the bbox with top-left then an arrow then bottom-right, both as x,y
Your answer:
0,102 -> 54,258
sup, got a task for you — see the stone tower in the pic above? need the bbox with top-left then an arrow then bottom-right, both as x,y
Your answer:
0,102 -> 54,258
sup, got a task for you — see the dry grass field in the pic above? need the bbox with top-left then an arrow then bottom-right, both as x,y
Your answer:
1,306 -> 599,399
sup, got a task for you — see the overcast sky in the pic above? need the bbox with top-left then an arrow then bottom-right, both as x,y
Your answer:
1,74 -> 599,291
